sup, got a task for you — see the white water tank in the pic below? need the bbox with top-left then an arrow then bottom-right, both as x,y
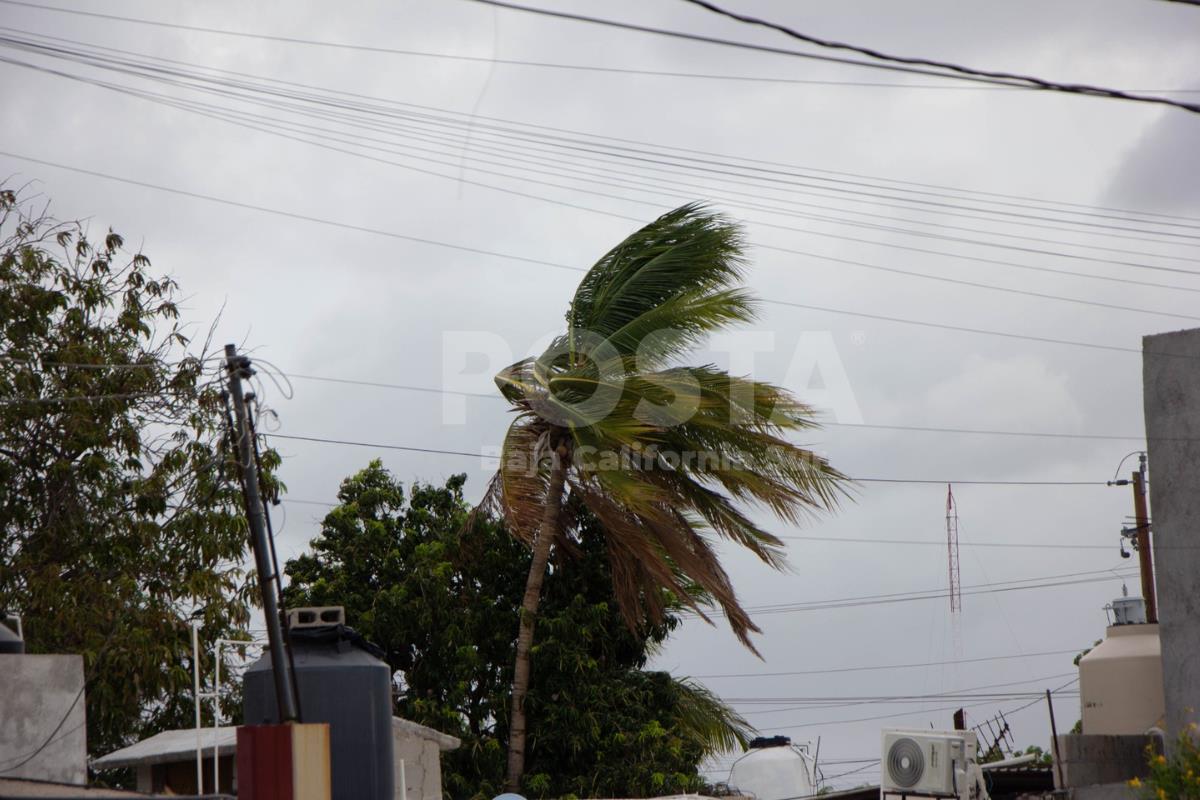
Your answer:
728,737 -> 816,800
1079,616 -> 1164,735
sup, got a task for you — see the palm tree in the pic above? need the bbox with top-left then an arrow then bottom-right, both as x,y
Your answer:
482,203 -> 849,792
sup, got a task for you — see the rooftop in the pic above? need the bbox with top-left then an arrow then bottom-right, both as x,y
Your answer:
92,716 -> 461,771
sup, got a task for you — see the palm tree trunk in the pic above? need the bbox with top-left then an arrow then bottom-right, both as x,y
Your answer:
503,446 -> 568,793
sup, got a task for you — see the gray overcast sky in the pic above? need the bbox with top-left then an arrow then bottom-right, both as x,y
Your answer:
3,0 -> 1198,788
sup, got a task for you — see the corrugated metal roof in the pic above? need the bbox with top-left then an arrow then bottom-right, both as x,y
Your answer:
91,727 -> 236,770
93,717 -> 463,770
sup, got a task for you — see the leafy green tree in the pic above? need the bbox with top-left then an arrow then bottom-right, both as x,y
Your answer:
0,188 -> 257,765
283,461 -> 752,800
482,203 -> 848,789
1135,729 -> 1199,799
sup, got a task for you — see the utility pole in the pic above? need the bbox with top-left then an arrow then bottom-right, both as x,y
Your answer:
225,344 -> 299,723
1132,454 -> 1158,624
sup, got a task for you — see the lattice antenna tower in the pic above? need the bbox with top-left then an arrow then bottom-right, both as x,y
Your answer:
946,483 -> 963,657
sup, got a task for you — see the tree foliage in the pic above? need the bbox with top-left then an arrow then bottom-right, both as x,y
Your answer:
1135,729 -> 1200,799
283,461 -> 753,800
0,187 -> 257,764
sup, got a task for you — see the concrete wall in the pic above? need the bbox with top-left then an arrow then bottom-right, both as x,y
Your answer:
392,731 -> 443,800
1055,734 -> 1157,789
1143,329 -> 1200,740
0,654 -> 86,784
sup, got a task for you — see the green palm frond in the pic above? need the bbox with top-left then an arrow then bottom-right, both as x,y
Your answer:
489,202 -> 851,653
568,204 -> 750,360
669,677 -> 756,755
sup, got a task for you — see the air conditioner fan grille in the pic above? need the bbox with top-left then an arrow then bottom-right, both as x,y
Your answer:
887,737 -> 925,788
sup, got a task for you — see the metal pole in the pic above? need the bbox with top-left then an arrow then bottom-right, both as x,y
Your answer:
192,621 -> 203,793
225,344 -> 299,722
1046,689 -> 1065,790
1133,457 -> 1158,624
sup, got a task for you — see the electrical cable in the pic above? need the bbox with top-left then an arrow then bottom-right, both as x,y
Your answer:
759,676 -> 1079,732
31,57 -> 1200,286
734,673 -> 1078,714
4,149 -> 1186,359
0,357 -> 1159,442
277,372 -> 1154,442
0,0 -> 1055,91
9,20 -> 1196,237
0,684 -> 84,773
691,647 -> 1088,679
10,46 -> 1196,300
693,569 -> 1138,618
468,0 -> 1200,114
246,396 -> 303,722
4,28 -> 1199,241
1,4 -> 1194,97
263,431 -> 1115,486
822,761 -> 880,781
277,497 -> 1124,550
4,28 -> 1196,261
682,0 -> 1195,117
718,565 -> 1132,611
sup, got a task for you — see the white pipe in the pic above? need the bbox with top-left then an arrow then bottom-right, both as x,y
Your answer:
191,621 -> 202,793
399,758 -> 407,800
214,644 -> 221,793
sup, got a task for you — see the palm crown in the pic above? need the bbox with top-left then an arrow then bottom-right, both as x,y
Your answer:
485,203 -> 848,649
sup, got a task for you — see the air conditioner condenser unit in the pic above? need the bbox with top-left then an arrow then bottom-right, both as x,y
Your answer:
881,729 -> 979,798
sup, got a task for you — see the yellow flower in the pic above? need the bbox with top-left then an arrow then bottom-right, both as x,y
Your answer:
1156,788 -> 1166,800
1156,754 -> 1168,765
1129,777 -> 1142,788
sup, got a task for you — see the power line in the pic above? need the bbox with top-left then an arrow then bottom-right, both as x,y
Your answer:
280,372 -> 1147,441
15,35 -> 1196,250
726,566 -> 1131,611
695,568 -> 1137,618
1,4 -> 1194,98
732,673 -> 1078,712
0,354 -> 1157,442
468,0 -> 1200,116
264,431 -> 1113,486
2,149 -> 1182,359
277,498 -> 1122,551
821,761 -> 880,782
0,0 -> 1051,91
779,535 -> 1110,550
759,677 -> 1079,732
691,647 -> 1087,679
29,52 -> 1200,293
20,46 -> 1199,277
4,26 -> 1195,257
266,433 -> 488,460
7,25 -> 1197,235
11,37 -> 1200,286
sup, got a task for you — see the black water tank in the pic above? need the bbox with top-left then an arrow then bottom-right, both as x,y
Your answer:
243,624 -> 394,800
0,616 -> 23,654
